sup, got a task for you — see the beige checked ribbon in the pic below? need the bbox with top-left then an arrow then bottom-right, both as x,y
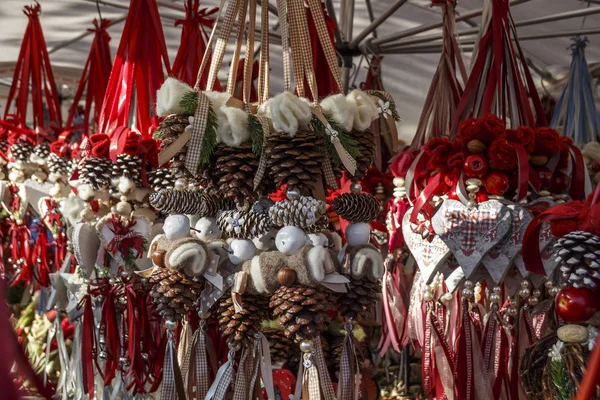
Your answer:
337,324 -> 361,400
366,90 -> 400,154
161,331 -> 187,400
182,321 -> 216,400
233,346 -> 252,400
185,91 -> 212,175
206,347 -> 236,399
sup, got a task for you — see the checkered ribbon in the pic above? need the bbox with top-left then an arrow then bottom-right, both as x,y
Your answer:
305,0 -> 342,92
253,115 -> 271,189
233,347 -> 250,400
337,329 -> 359,400
365,90 -> 399,154
185,91 -> 211,175
226,0 -> 248,96
257,0 -> 270,103
275,0 -> 290,92
311,107 -> 347,189
206,348 -> 235,399
287,0 -> 315,98
313,336 -> 336,400
161,334 -> 186,400
183,325 -> 210,399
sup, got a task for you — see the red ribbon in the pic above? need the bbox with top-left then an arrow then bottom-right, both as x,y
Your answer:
79,294 -> 97,397
454,298 -> 475,400
172,0 -> 219,88
65,19 -> 113,135
568,143 -> 586,200
4,3 -> 62,129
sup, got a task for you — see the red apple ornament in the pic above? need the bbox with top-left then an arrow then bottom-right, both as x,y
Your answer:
484,172 -> 509,196
556,286 -> 598,323
536,167 -> 553,190
464,155 -> 489,178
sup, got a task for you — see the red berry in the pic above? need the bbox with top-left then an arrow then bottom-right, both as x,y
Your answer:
556,286 -> 598,323
484,172 -> 509,195
464,155 -> 489,178
536,167 -> 553,190
550,171 -> 570,194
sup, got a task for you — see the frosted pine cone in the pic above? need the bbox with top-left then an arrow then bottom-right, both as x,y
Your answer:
111,153 -> 142,184
80,156 -> 113,190
47,153 -> 69,177
269,196 -> 326,229
147,168 -> 175,192
10,143 -> 33,163
332,193 -> 380,223
554,231 -> 600,288
217,207 -> 272,239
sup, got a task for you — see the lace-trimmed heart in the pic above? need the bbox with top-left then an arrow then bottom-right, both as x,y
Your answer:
482,204 -> 533,284
402,208 -> 450,283
432,199 -> 511,278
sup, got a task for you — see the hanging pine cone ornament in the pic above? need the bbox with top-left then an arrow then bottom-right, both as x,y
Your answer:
264,327 -> 300,368
46,153 -> 69,178
217,207 -> 272,239
147,167 -> 174,192
216,293 -> 269,351
269,196 -> 327,230
154,113 -> 191,141
10,142 -> 34,163
265,130 -> 324,195
32,143 -> 50,161
80,156 -> 113,190
111,153 -> 142,184
351,129 -> 376,180
147,266 -> 202,321
269,285 -> 333,343
150,189 -> 234,216
338,277 -> 381,320
304,214 -> 330,234
333,192 -> 381,223
211,142 -> 260,204
0,139 -> 9,156
554,231 -> 600,288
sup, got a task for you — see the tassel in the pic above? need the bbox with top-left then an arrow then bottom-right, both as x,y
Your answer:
161,322 -> 186,400
206,346 -> 236,400
337,321 -> 360,400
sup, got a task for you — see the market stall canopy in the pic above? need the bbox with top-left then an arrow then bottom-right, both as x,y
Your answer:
0,0 -> 598,144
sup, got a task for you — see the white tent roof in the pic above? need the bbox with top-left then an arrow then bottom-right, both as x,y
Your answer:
0,0 -> 599,145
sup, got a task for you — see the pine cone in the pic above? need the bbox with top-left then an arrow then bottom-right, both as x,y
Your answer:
33,143 -> 50,159
263,328 -> 300,367
337,277 -> 381,320
269,196 -> 327,229
332,193 -> 380,223
351,129 -> 376,181
265,130 -> 324,194
112,153 -> 142,184
148,267 -> 202,321
155,114 -> 191,140
269,285 -> 333,343
212,143 -> 260,204
554,231 -> 600,288
47,153 -> 69,177
0,140 -> 9,155
148,168 -> 175,192
10,143 -> 33,163
217,293 -> 269,351
80,156 -> 113,190
304,214 -> 330,234
218,207 -> 272,239
150,189 -> 233,216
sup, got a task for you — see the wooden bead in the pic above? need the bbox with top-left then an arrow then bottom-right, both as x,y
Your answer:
278,268 -> 297,287
152,249 -> 167,268
467,139 -> 486,154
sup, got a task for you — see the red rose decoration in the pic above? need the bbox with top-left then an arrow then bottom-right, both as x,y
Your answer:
424,138 -> 453,171
489,137 -> 517,171
533,127 -> 560,156
447,152 -> 464,173
556,137 -> 572,170
89,133 -> 110,158
506,127 -> 535,153
390,149 -> 416,177
549,200 -> 589,238
123,131 -> 141,155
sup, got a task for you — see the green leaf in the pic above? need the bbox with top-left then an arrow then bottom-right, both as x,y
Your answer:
198,105 -> 218,166
550,359 -> 574,400
249,115 -> 264,156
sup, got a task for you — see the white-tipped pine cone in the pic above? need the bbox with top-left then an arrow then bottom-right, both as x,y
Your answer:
554,231 -> 600,288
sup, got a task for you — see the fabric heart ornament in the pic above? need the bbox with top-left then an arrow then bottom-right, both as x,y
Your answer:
402,208 -> 451,283
432,199 -> 511,279
72,222 -> 100,277
514,221 -> 557,279
482,204 -> 533,284
438,255 -> 465,293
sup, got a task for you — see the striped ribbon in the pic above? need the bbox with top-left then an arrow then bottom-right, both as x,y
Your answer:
185,91 -> 211,175
258,0 -> 270,103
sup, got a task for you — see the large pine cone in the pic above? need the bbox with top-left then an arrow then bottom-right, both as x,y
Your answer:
269,196 -> 326,230
148,167 -> 175,192
148,267 -> 202,321
10,143 -> 34,163
265,130 -> 324,194
112,153 -> 142,184
337,277 -> 381,320
155,114 -> 190,141
212,142 -> 260,204
47,153 -> 69,177
150,189 -> 233,216
269,285 -> 333,343
217,207 -> 272,239
351,129 -> 376,180
81,156 -> 113,190
33,143 -> 50,160
554,231 -> 600,288
264,328 -> 300,368
332,193 -> 380,223
217,293 -> 269,351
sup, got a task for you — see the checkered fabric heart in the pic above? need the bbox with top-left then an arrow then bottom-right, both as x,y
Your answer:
432,199 -> 511,279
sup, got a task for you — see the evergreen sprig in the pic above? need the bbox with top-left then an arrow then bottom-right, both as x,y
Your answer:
310,114 -> 361,168
550,359 -> 574,400
371,91 -> 401,122
249,115 -> 264,156
179,90 -> 199,115
198,104 -> 218,165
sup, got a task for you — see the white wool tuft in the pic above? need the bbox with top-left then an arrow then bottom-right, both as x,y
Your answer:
29,153 -> 46,165
346,89 -> 379,131
269,92 -> 312,136
77,183 -> 95,201
204,91 -> 232,109
117,176 -> 136,196
61,195 -> 85,225
321,94 -> 354,132
249,256 -> 266,294
217,106 -> 250,147
156,77 -> 193,117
